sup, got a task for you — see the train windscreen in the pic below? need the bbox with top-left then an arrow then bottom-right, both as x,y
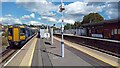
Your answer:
20,28 -> 25,36
8,28 -> 13,36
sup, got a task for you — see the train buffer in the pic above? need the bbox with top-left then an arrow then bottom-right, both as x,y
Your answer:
2,35 -> 119,68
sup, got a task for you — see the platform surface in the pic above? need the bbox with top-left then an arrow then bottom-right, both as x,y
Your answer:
3,35 -> 116,68
31,37 -> 113,67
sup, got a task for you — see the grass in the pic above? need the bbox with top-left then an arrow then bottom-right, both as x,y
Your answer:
2,28 -> 8,46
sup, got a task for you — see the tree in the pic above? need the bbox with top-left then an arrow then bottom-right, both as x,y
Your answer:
29,24 -> 34,27
81,13 -> 104,24
64,23 -> 72,30
64,21 -> 81,29
40,25 -> 46,29
53,27 -> 60,31
23,24 -> 27,26
74,21 -> 81,29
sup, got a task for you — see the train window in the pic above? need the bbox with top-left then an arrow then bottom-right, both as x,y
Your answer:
8,28 -> 12,35
111,29 -> 114,35
89,29 -> 91,33
118,29 -> 120,34
114,29 -> 117,34
20,28 -> 25,35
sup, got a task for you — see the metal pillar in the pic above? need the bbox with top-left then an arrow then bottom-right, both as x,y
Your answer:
60,0 -> 65,57
61,19 -> 64,57
46,26 -> 48,39
50,28 -> 53,45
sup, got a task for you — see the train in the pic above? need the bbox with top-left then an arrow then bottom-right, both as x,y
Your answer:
8,25 -> 37,48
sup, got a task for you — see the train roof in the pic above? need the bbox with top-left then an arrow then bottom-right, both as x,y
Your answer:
8,25 -> 25,28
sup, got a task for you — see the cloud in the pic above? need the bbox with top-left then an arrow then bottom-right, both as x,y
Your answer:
59,1 -> 104,22
65,1 -> 103,15
42,16 -> 57,22
5,14 -> 12,17
64,1 -> 118,21
42,12 -> 56,17
48,18 -> 57,22
58,19 -> 75,24
21,13 -> 35,20
21,15 -> 31,20
30,13 -> 35,18
17,1 -> 58,17
16,1 -> 119,25
0,17 -> 22,25
103,2 -> 118,19
105,9 -> 118,19
38,18 -> 41,20
29,21 -> 42,25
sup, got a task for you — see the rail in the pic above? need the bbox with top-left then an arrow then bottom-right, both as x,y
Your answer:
54,33 -> 120,58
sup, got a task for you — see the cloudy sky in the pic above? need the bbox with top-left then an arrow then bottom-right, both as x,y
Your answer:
0,0 -> 119,27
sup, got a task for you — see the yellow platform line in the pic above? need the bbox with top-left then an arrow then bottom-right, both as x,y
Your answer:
53,36 -> 119,67
20,38 -> 37,66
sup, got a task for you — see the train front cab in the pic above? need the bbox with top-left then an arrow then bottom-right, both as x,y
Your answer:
8,26 -> 26,48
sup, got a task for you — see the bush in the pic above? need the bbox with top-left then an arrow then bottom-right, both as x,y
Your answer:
2,36 -> 8,46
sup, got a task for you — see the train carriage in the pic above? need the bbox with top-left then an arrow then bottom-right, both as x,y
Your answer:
8,25 -> 36,48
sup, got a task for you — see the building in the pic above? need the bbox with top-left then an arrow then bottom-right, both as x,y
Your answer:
82,19 -> 120,40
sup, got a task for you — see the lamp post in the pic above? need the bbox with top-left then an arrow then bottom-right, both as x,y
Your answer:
59,0 -> 65,57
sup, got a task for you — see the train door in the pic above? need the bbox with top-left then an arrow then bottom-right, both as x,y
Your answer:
13,28 -> 19,42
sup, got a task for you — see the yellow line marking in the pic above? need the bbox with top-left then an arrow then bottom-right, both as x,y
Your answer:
53,36 -> 119,67
29,38 -> 37,66
20,38 -> 37,66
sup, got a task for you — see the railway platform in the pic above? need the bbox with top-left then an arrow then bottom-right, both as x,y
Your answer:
2,35 -> 119,68
32,38 -> 92,67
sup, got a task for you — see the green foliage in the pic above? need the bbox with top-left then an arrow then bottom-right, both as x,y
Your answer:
23,24 -> 27,26
81,13 -> 104,24
64,21 -> 81,29
53,27 -> 60,31
2,37 -> 8,46
74,21 -> 81,28
29,24 -> 35,27
40,25 -> 46,29
4,26 -> 8,28
64,23 -> 73,30
2,31 -> 8,37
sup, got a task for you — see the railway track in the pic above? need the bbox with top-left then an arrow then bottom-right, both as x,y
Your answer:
54,34 -> 120,58
0,48 -> 17,64
0,34 -> 37,67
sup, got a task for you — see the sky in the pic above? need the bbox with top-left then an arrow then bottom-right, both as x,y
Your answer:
0,0 -> 119,27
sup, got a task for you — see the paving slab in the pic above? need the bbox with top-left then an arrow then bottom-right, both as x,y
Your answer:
44,39 -> 92,66
31,38 -> 52,67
